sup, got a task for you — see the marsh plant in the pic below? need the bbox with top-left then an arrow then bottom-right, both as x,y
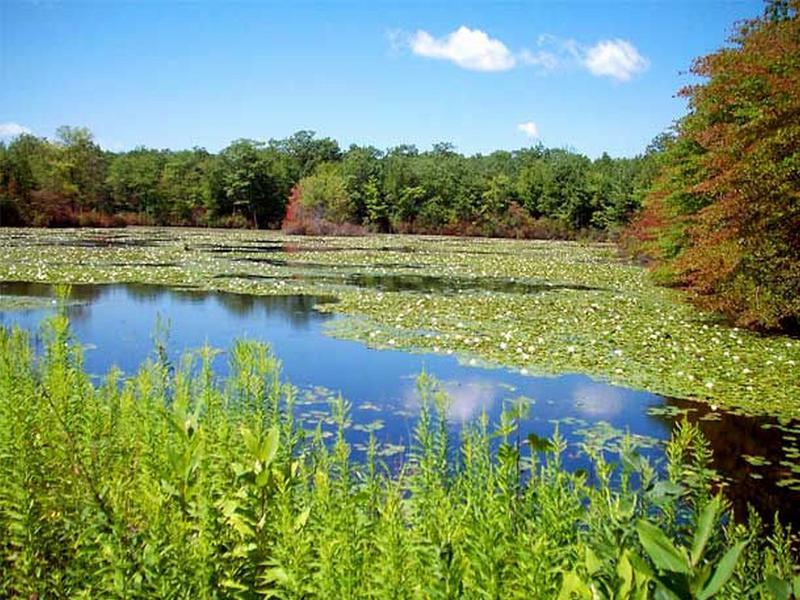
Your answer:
0,313 -> 797,598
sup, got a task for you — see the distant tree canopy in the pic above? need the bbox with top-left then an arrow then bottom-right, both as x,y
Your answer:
626,0 -> 799,332
0,127 -> 657,237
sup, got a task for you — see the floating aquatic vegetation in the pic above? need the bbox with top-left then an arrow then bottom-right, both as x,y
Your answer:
0,294 -> 83,311
574,421 -> 661,455
526,432 -> 555,452
376,442 -> 406,457
647,405 -> 693,418
742,454 -> 771,467
1,227 -> 799,418
353,420 -> 385,433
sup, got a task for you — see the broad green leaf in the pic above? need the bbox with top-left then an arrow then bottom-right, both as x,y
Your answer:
627,551 -> 655,578
653,586 -> 682,600
697,541 -> 746,600
294,506 -> 311,530
261,426 -> 279,466
261,566 -> 289,584
691,495 -> 721,567
255,468 -> 270,488
558,571 -> 591,600
241,426 -> 259,458
617,551 -> 633,599
585,547 -> 602,575
765,574 -> 791,600
636,520 -> 690,574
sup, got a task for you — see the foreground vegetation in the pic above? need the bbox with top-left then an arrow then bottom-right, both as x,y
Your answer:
1,228 -> 798,419
1,313 -> 797,597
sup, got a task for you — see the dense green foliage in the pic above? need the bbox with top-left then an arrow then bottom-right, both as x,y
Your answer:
0,127 -> 656,237
0,312 -> 797,597
286,144 -> 656,238
626,1 -> 800,332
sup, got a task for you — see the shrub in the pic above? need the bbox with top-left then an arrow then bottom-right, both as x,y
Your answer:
282,185 -> 366,236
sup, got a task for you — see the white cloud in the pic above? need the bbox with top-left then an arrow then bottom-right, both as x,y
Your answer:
398,27 -> 648,82
572,383 -> 624,417
517,121 -> 539,138
582,39 -> 649,81
0,122 -> 31,138
403,378 -> 500,423
518,49 -> 559,71
410,26 -> 516,72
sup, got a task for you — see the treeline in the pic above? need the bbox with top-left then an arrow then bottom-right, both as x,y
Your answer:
625,0 -> 799,332
0,128 -> 659,238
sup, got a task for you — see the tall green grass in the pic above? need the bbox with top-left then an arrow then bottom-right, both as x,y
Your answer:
0,313 -> 796,598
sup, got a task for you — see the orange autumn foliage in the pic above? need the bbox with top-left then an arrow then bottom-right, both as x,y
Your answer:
629,0 -> 800,331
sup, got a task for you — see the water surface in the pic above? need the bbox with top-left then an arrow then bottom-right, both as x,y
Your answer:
0,281 -> 797,527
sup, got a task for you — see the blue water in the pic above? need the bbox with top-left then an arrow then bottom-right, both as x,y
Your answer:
1,281 -> 796,526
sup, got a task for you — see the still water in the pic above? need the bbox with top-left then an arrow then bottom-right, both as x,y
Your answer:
0,281 -> 797,527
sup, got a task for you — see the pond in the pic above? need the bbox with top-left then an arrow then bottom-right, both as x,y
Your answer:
0,280 -> 797,528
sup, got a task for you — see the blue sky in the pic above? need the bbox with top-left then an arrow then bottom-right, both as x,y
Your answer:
1,0 -> 763,158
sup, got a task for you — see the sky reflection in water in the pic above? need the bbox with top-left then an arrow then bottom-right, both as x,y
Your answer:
0,281 -> 796,527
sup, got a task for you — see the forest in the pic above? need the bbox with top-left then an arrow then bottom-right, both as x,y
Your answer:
0,128 -> 658,239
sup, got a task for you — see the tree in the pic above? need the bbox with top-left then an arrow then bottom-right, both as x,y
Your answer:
296,162 -> 353,224
479,173 -> 512,218
362,176 -> 389,231
159,149 -> 214,224
53,126 -> 107,213
273,130 -> 341,179
216,140 -> 289,228
1,126 -> 648,237
106,148 -> 166,217
629,0 -> 800,331
341,145 -> 383,223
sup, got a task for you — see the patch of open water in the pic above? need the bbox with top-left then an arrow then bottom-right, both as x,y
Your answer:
0,281 -> 797,527
213,272 -> 606,294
